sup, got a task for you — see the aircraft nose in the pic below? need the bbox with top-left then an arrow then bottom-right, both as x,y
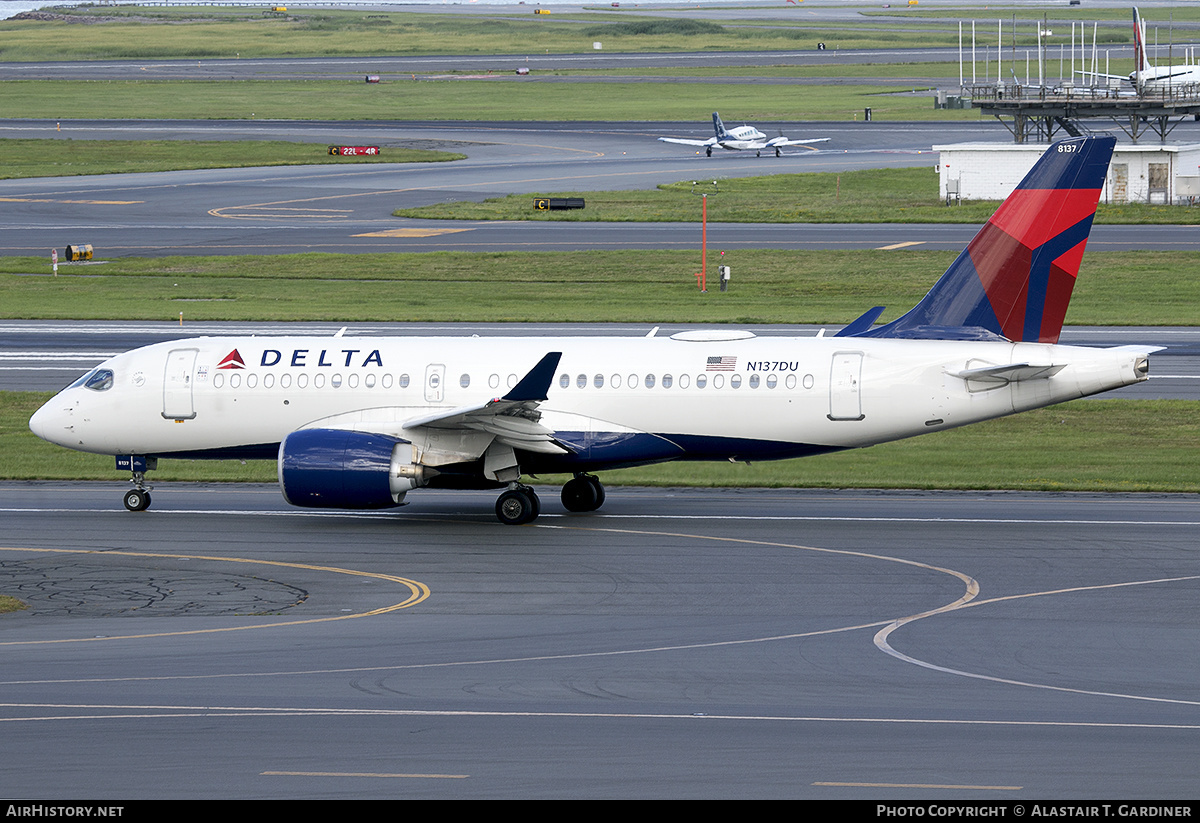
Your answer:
29,396 -> 74,446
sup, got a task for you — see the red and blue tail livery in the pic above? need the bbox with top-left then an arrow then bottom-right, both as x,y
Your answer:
857,136 -> 1115,343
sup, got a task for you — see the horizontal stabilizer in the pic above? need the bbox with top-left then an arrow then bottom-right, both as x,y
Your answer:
951,362 -> 1066,384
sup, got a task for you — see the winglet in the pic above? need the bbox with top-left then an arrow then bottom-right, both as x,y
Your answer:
834,306 -> 886,337
503,352 -> 562,402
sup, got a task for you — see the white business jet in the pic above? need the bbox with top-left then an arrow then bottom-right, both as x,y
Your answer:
31,136 -> 1157,525
659,112 -> 831,157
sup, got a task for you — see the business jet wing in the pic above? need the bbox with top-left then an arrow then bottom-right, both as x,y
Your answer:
766,137 -> 832,147
658,137 -> 718,147
401,351 -> 571,455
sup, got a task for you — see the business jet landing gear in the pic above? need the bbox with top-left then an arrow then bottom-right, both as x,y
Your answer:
561,474 -> 606,513
705,146 -> 712,157
775,147 -> 781,157
496,484 -> 540,525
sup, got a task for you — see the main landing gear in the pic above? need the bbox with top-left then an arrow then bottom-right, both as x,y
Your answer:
493,474 -> 606,525
561,473 -> 605,513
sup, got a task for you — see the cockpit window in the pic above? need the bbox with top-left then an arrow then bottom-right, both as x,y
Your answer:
82,368 -> 114,392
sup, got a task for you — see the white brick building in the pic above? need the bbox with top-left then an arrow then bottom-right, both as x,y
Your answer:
935,142 -> 1200,205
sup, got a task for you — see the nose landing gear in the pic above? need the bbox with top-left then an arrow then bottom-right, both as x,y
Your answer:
118,455 -> 157,512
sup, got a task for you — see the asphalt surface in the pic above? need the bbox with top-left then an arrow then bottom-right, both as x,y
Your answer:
3,118 -> 1200,257
4,483 -> 1200,799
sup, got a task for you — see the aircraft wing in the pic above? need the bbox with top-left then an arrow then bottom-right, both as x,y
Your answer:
766,137 -> 832,147
401,352 -> 571,455
658,137 -> 717,147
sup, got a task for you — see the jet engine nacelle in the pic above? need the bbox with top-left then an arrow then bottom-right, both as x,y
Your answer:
278,428 -> 430,509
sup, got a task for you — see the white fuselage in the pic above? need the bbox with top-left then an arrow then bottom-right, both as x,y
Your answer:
30,332 -> 1153,470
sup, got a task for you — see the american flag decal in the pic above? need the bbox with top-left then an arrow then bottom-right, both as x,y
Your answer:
706,356 -> 736,371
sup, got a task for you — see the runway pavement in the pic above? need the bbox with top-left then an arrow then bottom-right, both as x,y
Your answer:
3,483 -> 1199,798
3,119 -> 1200,258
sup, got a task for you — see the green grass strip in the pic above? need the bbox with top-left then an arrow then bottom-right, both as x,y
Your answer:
396,168 -> 1200,225
3,249 -> 1198,326
0,79 -> 972,122
0,138 -> 461,179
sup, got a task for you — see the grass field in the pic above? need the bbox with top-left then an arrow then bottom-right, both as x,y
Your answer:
3,248 -> 1198,326
0,7 -> 1137,60
0,138 -> 461,179
396,167 -> 1200,226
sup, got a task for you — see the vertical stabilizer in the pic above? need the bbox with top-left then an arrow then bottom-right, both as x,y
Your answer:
712,112 -> 729,140
1133,7 -> 1149,83
860,136 -> 1115,343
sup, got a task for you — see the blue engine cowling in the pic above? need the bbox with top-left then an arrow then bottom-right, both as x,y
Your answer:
278,428 -> 423,509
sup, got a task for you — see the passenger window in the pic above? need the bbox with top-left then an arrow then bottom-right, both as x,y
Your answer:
696,374 -> 707,388
594,374 -> 604,388
645,374 -> 656,388
766,375 -> 777,389
749,374 -> 760,389
331,374 -> 342,388
460,374 -> 470,389
662,374 -> 673,389
628,374 -> 639,388
577,374 -> 587,388
611,374 -> 622,389
679,374 -> 690,389
730,375 -> 741,389
559,373 -> 569,389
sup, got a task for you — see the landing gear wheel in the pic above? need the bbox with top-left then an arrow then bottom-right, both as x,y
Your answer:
123,489 -> 151,512
775,147 -> 781,157
496,487 -> 540,525
756,150 -> 761,157
561,475 -> 605,513
705,146 -> 712,157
